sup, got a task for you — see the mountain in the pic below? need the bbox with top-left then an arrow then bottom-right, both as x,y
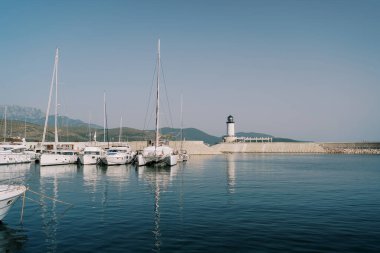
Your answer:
0,105 -> 101,128
0,105 -> 301,143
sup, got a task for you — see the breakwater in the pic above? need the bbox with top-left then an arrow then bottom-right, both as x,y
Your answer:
212,142 -> 326,153
26,141 -> 380,155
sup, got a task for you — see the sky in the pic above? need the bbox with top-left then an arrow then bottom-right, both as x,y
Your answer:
1,0 -> 379,142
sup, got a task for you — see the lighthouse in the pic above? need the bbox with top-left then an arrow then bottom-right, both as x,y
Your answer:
224,115 -> 237,143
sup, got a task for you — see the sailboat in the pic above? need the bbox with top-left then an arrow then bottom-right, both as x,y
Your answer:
0,184 -> 27,221
101,117 -> 135,165
136,39 -> 178,166
79,92 -> 107,165
40,48 -> 78,166
0,107 -> 31,165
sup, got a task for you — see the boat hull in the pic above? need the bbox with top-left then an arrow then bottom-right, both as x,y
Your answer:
0,185 -> 27,221
0,153 -> 31,165
137,154 -> 178,167
40,153 -> 78,166
101,154 -> 134,165
79,155 -> 102,165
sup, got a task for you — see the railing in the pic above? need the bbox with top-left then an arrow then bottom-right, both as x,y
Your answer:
236,137 -> 273,143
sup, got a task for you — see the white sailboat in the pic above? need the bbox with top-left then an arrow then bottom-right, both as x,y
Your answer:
102,145 -> 135,165
40,48 -> 78,166
100,117 -> 135,165
0,141 -> 32,165
79,92 -> 106,165
79,141 -> 106,165
0,184 -> 27,221
137,39 -> 178,167
0,107 -> 32,165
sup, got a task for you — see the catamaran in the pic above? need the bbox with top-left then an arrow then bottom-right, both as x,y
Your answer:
136,39 -> 178,166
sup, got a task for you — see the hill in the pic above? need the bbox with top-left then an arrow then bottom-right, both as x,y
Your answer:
0,105 -> 101,129
0,105 -> 301,143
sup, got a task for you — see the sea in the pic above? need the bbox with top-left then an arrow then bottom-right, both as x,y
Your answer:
1,154 -> 380,252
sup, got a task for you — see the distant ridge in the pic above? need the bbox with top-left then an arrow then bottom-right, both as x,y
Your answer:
0,105 -> 101,129
0,105 -> 301,143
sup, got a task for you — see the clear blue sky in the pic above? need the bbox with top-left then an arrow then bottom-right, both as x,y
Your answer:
1,0 -> 379,141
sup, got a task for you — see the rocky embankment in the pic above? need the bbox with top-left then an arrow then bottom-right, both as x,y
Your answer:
320,143 -> 380,155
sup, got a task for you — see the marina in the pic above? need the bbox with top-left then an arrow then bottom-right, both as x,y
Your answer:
1,1 -> 380,252
0,154 -> 380,252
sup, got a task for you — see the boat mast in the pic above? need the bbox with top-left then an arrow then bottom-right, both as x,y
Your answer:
3,106 -> 6,142
42,48 -> 58,147
180,94 -> 183,150
103,92 -> 106,142
54,48 -> 59,152
119,116 -> 123,143
155,39 -> 160,150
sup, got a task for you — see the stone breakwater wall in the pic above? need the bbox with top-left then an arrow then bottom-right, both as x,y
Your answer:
319,143 -> 380,154
212,142 -> 326,153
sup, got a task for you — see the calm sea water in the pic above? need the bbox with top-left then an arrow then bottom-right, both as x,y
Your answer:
1,154 -> 380,252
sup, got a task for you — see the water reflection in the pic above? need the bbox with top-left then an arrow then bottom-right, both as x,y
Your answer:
0,223 -> 27,252
39,164 -> 77,252
226,154 -> 236,194
106,164 -> 133,192
82,164 -> 102,197
138,165 -> 179,252
0,163 -> 31,184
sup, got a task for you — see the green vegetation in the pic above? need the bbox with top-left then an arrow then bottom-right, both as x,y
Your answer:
0,105 -> 300,143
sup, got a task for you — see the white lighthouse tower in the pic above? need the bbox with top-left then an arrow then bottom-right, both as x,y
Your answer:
224,115 -> 237,143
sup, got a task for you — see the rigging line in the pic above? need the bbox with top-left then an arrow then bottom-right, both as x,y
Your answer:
105,101 -> 110,148
27,188 -> 74,206
159,60 -> 174,129
143,62 -> 158,132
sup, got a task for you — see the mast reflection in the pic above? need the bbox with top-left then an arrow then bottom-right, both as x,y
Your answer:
138,165 -> 179,252
39,164 -> 77,252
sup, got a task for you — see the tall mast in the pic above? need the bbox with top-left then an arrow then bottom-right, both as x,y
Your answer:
3,106 -> 6,142
24,116 -> 27,139
54,48 -> 59,151
103,92 -> 106,142
119,116 -> 123,143
155,39 -> 160,149
88,112 -> 92,142
180,94 -> 183,150
42,48 -> 58,146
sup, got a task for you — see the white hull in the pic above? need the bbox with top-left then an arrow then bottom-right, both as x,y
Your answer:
79,146 -> 105,165
104,155 -> 128,165
137,154 -> 178,167
79,154 -> 102,165
0,185 -> 27,220
0,153 -> 31,165
101,147 -> 135,166
40,153 -> 78,166
102,153 -> 134,165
